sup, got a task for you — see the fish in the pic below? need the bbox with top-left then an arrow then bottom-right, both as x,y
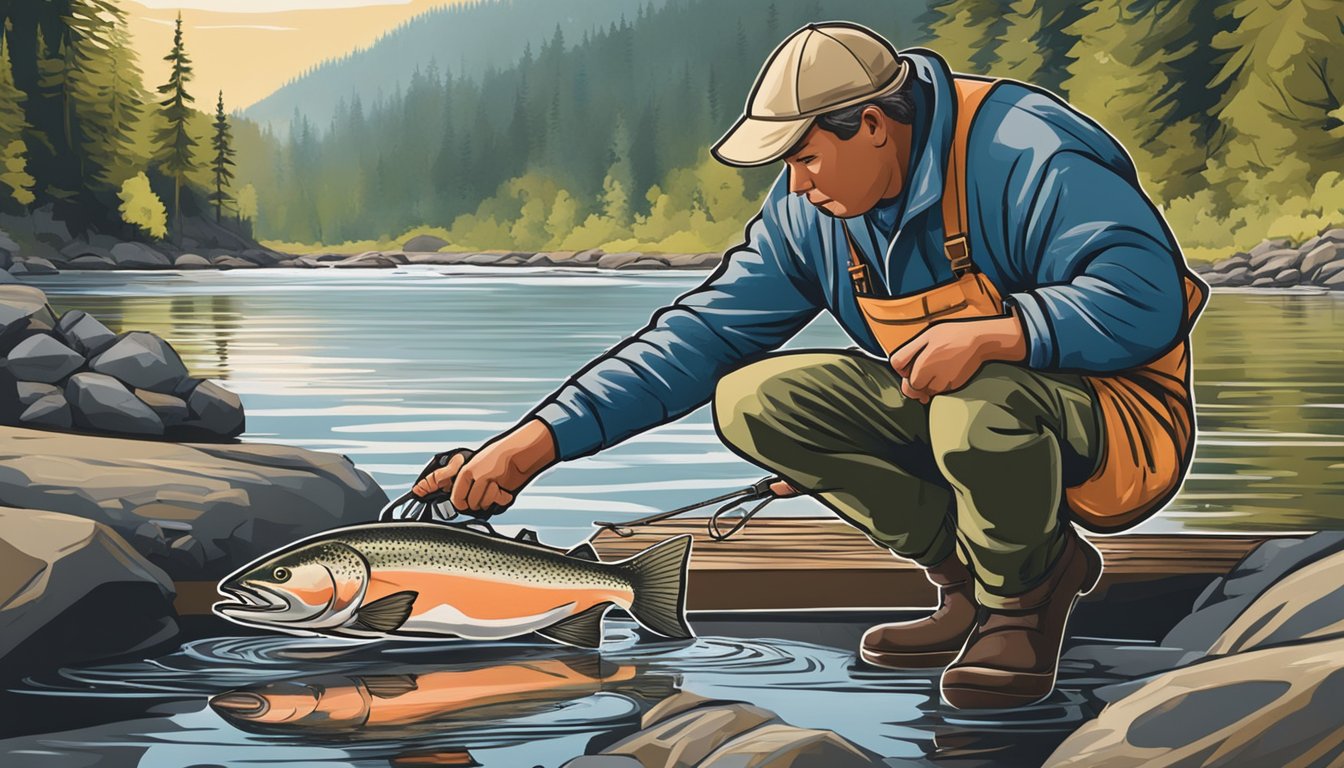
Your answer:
213,523 -> 693,648
208,656 -> 677,734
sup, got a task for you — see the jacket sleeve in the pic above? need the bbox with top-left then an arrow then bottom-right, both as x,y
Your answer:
1000,150 -> 1187,372
530,199 -> 822,461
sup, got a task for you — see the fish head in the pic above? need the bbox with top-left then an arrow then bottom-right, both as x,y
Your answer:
210,676 -> 371,730
215,540 -> 368,629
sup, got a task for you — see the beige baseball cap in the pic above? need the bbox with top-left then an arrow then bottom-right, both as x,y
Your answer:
712,22 -> 910,168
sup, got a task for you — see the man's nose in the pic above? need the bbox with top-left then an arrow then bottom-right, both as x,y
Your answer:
788,166 -> 813,195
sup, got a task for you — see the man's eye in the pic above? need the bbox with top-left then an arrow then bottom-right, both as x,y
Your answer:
800,156 -> 817,164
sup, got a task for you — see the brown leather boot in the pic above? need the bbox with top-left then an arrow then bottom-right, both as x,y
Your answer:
860,554 -> 979,669
939,530 -> 1103,709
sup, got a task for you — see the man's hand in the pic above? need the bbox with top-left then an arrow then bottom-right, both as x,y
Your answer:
889,314 -> 1028,403
412,419 -> 558,515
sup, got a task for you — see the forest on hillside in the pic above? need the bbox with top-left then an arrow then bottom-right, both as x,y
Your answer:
238,0 -> 1343,257
0,2 -> 248,244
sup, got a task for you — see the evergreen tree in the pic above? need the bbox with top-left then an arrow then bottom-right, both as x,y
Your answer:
925,0 -> 1007,73
0,38 -> 35,209
208,91 -> 236,224
154,12 -> 199,243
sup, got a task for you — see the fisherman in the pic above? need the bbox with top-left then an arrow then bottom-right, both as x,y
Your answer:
413,22 -> 1204,709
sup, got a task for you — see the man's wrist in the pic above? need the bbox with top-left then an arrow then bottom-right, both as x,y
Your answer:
501,418 -> 559,484
976,315 -> 1029,364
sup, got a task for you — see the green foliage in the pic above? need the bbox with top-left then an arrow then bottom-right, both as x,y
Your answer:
118,171 -> 166,239
154,12 -> 199,241
208,90 -> 236,223
0,38 -> 35,208
236,183 -> 258,223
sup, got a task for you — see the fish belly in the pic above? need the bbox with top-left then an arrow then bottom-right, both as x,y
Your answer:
400,601 -> 578,640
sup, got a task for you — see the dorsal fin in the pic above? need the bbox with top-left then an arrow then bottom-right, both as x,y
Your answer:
565,541 -> 601,562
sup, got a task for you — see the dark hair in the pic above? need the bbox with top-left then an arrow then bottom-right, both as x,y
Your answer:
814,81 -> 916,140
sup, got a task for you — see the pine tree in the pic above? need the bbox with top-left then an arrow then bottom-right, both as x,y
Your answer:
0,37 -> 36,209
153,12 -> 199,243
208,91 -> 236,224
926,0 -> 1008,74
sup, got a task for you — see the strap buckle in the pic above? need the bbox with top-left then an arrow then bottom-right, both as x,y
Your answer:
944,235 -> 973,275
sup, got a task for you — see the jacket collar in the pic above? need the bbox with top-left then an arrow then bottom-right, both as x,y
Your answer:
891,48 -> 956,233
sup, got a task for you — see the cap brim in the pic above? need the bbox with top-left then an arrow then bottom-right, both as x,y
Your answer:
711,116 -> 813,168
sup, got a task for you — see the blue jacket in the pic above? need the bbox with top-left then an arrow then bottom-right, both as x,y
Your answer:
532,49 -> 1191,461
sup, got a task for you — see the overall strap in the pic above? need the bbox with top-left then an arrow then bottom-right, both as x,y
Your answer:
942,77 -> 998,276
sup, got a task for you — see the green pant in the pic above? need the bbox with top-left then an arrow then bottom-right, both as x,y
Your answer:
713,352 -> 1103,608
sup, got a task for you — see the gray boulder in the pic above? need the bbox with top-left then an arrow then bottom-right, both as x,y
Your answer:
0,268 -> 14,284
1272,268 -> 1301,287
462,252 -> 507,266
526,252 -> 558,267
66,254 -> 115,270
1319,260 -> 1344,283
604,697 -> 781,767
212,255 -> 258,269
30,206 -> 72,246
19,391 -> 72,429
1249,250 -> 1299,276
1300,242 -> 1341,280
699,723 -> 884,767
134,388 -> 189,426
183,379 -> 245,438
1209,254 -> 1248,272
1248,238 -> 1291,259
1250,276 -> 1275,287
55,309 -> 117,357
573,248 -> 604,265
10,257 -> 58,275
3,332 -> 83,383
1162,532 -> 1344,653
0,425 -> 388,579
0,227 -> 19,262
0,284 -> 55,336
1326,270 -> 1344,289
60,242 -> 115,262
16,381 -> 59,407
1208,548 -> 1344,656
0,507 -> 177,671
88,331 -> 189,393
597,252 -> 643,270
239,249 -> 285,267
403,234 -> 449,252
621,257 -> 669,270
110,242 -> 171,269
1044,638 -> 1344,768
173,253 -> 211,269
66,371 -> 165,436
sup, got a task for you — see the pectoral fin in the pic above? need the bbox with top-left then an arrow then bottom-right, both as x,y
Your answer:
362,674 -> 419,699
536,603 -> 610,648
348,590 -> 417,633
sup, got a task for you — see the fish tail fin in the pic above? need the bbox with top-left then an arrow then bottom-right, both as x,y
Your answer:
619,534 -> 693,639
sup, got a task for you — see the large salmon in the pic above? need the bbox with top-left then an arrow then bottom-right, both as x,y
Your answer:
214,523 -> 692,648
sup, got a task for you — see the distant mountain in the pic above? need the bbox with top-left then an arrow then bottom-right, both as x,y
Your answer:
123,0 -> 465,113
242,0 -> 667,135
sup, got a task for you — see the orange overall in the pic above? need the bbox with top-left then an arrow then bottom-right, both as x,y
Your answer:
843,77 -> 1208,532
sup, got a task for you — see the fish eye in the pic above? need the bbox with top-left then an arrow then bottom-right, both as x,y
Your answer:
273,567 -> 291,582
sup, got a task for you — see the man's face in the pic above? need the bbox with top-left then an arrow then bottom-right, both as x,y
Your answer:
783,109 -> 899,218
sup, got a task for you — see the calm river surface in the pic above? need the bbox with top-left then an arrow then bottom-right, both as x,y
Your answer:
5,267 -> 1343,767
24,267 -> 1344,540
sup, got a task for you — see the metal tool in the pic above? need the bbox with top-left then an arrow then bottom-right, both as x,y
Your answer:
592,476 -> 785,541
378,447 -> 506,526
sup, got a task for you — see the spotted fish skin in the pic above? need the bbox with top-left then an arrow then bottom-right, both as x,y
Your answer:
214,523 -> 693,648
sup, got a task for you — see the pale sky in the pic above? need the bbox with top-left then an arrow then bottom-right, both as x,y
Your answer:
134,0 -> 415,12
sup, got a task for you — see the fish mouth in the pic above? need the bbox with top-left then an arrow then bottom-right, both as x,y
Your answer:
210,691 -> 270,717
214,583 -> 291,618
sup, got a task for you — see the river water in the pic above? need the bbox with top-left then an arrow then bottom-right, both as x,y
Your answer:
5,267 -> 1343,766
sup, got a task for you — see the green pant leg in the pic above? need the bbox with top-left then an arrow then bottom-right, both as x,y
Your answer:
713,351 -> 957,565
928,362 -> 1102,608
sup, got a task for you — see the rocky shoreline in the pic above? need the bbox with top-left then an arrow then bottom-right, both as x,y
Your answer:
1193,228 -> 1344,289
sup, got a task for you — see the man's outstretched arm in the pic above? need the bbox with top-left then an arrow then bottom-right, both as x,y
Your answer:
418,186 -> 823,513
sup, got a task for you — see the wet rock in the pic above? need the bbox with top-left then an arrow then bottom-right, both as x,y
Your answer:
335,254 -> 398,268
239,249 -> 285,267
174,253 -> 211,269
699,723 -> 884,767
403,234 -> 449,252
1249,276 -> 1274,288
3,332 -> 83,383
88,331 -> 189,393
462,252 -> 507,266
55,309 -> 117,357
19,391 -> 72,429
1209,254 -> 1248,272
573,248 -> 604,265
0,268 -> 14,284
169,534 -> 208,571
0,284 -> 55,338
66,371 -> 165,436
1249,250 -> 1299,276
1207,548 -> 1344,656
16,381 -> 59,407
1272,268 -> 1301,287
110,242 -> 171,269
1326,270 -> 1344,289
0,425 -> 388,579
10,257 -> 58,275
134,388 -> 189,426
1162,532 -> 1344,653
0,507 -> 177,672
66,254 -> 115,270
1043,638 -> 1344,768
604,696 -> 780,767
0,228 -> 19,263
311,253 -> 348,263
1316,260 -> 1344,284
1247,238 -> 1291,259
597,252 -> 643,270
181,379 -> 245,439
526,252 -> 557,267
1300,243 -> 1341,280
621,257 -> 669,270
212,255 -> 258,269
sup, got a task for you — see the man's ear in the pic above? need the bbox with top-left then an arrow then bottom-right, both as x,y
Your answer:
861,105 -> 888,148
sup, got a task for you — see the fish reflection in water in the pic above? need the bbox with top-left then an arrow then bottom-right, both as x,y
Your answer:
208,653 -> 679,739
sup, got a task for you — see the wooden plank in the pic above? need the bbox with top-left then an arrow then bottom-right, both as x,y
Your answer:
590,517 -> 1272,610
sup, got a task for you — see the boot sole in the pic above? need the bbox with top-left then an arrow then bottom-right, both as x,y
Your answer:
860,646 -> 962,670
